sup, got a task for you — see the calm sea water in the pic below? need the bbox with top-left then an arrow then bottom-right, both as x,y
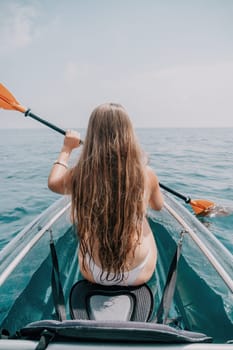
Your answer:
0,128 -> 232,253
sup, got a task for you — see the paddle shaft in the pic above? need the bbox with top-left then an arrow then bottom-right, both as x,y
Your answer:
25,109 -> 66,135
159,183 -> 191,203
25,109 -> 84,144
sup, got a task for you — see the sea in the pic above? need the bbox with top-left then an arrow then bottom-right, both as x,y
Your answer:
0,127 -> 233,254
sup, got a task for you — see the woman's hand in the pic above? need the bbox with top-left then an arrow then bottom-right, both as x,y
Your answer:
63,130 -> 81,153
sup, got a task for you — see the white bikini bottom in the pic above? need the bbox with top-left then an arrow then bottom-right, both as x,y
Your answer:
85,251 -> 150,286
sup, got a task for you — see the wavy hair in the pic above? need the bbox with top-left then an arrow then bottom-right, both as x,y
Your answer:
71,103 -> 145,281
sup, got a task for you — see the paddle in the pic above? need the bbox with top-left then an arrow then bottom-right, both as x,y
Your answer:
159,183 -> 215,215
0,83 -> 214,215
0,83 -> 83,142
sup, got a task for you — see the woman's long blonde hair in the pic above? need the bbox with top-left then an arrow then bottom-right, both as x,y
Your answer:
71,103 -> 145,281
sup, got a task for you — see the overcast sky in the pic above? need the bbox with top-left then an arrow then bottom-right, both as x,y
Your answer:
1,0 -> 233,128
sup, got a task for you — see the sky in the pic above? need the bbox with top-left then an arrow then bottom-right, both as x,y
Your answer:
0,0 -> 233,128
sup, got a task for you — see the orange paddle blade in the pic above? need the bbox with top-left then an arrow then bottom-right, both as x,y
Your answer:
190,199 -> 215,215
0,83 -> 26,113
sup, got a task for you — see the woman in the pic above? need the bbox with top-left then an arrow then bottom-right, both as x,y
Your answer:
48,103 -> 163,286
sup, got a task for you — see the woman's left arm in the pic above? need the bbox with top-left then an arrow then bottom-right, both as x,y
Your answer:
48,130 -> 81,194
146,166 -> 164,211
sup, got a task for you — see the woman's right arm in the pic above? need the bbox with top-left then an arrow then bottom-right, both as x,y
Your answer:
48,130 -> 81,194
147,166 -> 164,211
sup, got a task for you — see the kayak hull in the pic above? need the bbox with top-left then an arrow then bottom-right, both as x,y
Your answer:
0,339 -> 232,350
0,194 -> 232,348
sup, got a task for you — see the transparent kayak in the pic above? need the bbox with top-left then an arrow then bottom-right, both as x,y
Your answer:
0,192 -> 232,349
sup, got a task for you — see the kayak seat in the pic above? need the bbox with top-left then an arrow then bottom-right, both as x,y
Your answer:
69,279 -> 154,322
